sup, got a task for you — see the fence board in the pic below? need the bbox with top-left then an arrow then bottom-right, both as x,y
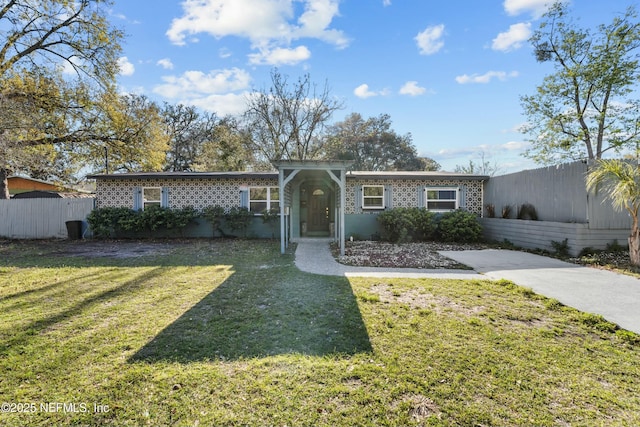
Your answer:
0,199 -> 94,239
484,161 -> 631,229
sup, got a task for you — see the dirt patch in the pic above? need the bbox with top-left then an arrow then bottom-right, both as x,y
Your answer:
370,283 -> 485,315
54,240 -> 189,259
391,394 -> 441,422
334,241 -> 487,269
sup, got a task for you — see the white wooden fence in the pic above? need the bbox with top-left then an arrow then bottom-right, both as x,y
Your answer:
0,198 -> 94,239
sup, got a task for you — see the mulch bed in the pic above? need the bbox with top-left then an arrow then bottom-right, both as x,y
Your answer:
333,241 -> 488,269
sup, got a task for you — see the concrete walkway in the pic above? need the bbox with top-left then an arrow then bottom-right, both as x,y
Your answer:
293,238 -> 480,279
441,249 -> 640,334
294,239 -> 640,334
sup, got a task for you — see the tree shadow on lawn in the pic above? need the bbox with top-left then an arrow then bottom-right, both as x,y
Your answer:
130,267 -> 373,362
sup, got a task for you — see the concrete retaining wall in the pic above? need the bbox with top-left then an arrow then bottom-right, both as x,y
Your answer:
481,218 -> 629,256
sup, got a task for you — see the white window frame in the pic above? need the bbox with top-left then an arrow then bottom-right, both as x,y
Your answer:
362,185 -> 385,210
142,187 -> 162,210
249,186 -> 280,214
425,187 -> 459,212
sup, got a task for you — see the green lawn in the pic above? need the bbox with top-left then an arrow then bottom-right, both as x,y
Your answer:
1,239 -> 639,426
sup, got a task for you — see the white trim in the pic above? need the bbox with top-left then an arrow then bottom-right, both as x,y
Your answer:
249,186 -> 280,213
142,187 -> 163,210
361,185 -> 385,209
425,187 -> 459,212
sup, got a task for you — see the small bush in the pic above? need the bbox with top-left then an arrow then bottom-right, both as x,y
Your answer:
261,207 -> 280,238
377,208 -> 436,243
87,207 -> 134,238
437,210 -> 483,243
225,207 -> 253,236
202,206 -> 227,237
517,203 -> 538,220
551,238 -> 570,257
606,240 -> 628,253
501,205 -> 512,219
485,204 -> 496,218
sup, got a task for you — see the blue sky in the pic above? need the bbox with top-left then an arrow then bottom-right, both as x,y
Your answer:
108,0 -> 636,173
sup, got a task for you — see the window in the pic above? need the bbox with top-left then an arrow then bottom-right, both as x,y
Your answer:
249,186 -> 279,213
362,185 -> 385,209
425,188 -> 458,211
143,187 -> 162,210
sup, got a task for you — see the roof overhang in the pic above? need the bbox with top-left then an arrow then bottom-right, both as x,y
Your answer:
272,160 -> 354,171
87,171 -> 278,180
346,171 -> 489,181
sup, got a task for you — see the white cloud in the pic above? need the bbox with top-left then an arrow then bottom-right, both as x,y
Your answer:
295,0 -> 349,48
117,57 -> 135,76
492,22 -> 531,51
503,0 -> 564,17
501,140 -> 531,151
399,81 -> 426,96
153,68 -> 251,99
455,71 -> 519,84
188,92 -> 249,116
353,84 -> 390,99
248,45 -> 311,65
156,58 -> 174,70
166,0 -> 348,62
354,84 -> 378,99
383,0 -> 391,6
415,24 -> 445,55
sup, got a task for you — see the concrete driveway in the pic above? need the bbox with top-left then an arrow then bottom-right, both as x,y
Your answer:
440,249 -> 640,334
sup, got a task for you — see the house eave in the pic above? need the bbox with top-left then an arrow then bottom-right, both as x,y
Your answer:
346,171 -> 490,181
87,171 -> 279,180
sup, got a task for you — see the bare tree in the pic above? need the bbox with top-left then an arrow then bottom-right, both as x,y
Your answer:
454,152 -> 502,176
243,69 -> 343,163
163,104 -> 217,172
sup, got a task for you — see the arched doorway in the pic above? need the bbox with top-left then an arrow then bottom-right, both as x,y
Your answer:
302,182 -> 333,236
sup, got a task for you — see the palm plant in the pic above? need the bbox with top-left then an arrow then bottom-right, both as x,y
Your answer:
586,159 -> 640,266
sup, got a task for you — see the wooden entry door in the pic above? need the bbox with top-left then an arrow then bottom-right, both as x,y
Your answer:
308,187 -> 330,232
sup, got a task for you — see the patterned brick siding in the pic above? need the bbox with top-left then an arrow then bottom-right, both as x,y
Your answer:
95,176 -> 483,215
345,179 -> 483,215
95,177 -> 279,210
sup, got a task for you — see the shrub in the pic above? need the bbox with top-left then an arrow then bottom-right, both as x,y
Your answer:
517,203 -> 538,220
87,206 -> 198,238
261,207 -> 280,238
377,208 -> 436,243
501,205 -> 512,218
437,210 -> 483,243
225,207 -> 253,237
202,205 -> 227,237
140,205 -> 171,231
172,206 -> 199,229
485,204 -> 496,218
551,238 -> 570,257
87,207 -> 134,238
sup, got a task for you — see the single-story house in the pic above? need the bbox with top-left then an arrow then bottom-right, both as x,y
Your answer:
90,161 -> 488,255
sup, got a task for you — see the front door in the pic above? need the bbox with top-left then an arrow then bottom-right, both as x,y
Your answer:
308,187 -> 329,233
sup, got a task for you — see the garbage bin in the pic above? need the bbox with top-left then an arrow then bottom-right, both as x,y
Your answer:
66,220 -> 83,240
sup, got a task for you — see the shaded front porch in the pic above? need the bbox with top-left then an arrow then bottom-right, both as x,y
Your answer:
275,160 -> 352,256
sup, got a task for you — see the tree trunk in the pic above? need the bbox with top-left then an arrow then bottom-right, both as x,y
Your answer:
0,168 -> 9,200
629,226 -> 640,267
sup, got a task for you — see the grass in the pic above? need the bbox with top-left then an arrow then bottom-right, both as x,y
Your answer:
1,239 -> 639,426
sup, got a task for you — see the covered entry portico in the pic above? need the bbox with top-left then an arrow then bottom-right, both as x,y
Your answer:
275,160 -> 352,256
